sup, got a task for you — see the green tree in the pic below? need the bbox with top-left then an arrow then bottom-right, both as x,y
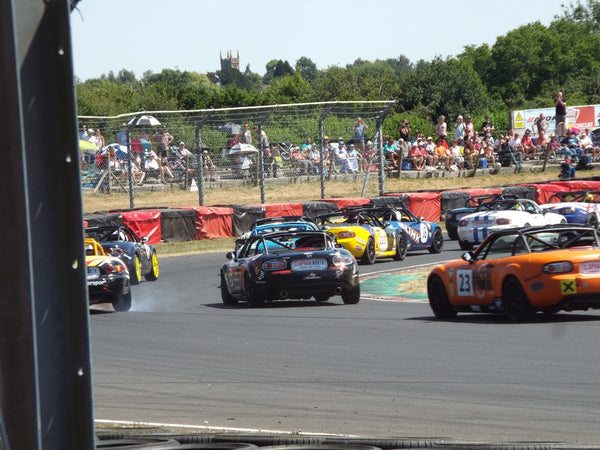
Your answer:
295,56 -> 318,82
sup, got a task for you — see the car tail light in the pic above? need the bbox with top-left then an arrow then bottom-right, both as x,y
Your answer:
107,247 -> 124,256
496,218 -> 511,225
337,231 -> 356,239
458,219 -> 468,227
542,261 -> 574,274
262,259 -> 287,270
102,262 -> 126,274
332,254 -> 354,266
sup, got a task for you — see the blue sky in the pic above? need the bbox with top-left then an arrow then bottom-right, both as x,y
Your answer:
69,0 -> 564,81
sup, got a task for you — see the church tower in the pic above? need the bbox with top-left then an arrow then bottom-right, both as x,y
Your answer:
220,50 -> 240,70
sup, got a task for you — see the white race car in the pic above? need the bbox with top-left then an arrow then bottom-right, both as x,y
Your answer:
457,198 -> 566,250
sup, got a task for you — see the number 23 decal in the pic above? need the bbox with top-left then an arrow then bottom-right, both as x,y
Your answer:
456,270 -> 473,296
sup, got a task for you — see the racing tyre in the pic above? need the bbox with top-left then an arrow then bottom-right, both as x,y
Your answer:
341,284 -> 360,304
144,251 -> 159,281
585,213 -> 598,227
360,237 -> 376,265
220,272 -> 237,305
427,275 -> 456,319
458,239 -> 473,251
428,227 -> 444,254
130,255 -> 141,285
112,280 -> 132,312
393,233 -> 407,261
502,276 -> 535,322
245,275 -> 265,308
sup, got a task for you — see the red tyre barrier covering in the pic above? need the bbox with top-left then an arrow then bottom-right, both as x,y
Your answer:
405,192 -> 441,222
550,179 -> 600,191
314,197 -> 371,209
516,183 -> 570,204
183,206 -> 234,240
121,210 -> 161,244
263,202 -> 304,217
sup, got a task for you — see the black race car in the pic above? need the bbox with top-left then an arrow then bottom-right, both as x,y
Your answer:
84,225 -> 159,285
220,230 -> 360,307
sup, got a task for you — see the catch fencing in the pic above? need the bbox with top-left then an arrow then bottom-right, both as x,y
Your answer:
79,101 -> 396,208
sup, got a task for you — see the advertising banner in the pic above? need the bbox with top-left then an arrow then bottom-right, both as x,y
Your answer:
511,104 -> 600,135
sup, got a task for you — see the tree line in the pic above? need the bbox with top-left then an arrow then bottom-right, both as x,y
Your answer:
76,1 -> 600,138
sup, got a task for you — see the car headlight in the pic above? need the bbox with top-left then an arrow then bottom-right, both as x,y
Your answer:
337,231 -> 356,239
542,261 -> 574,274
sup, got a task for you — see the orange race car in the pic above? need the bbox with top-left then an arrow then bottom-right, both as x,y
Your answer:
427,224 -> 600,321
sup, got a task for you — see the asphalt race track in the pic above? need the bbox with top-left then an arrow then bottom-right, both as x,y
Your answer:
89,239 -> 600,446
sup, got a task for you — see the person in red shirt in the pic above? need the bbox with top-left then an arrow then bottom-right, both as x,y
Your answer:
521,129 -> 536,160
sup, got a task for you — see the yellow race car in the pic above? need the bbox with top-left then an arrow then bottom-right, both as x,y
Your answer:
315,209 -> 407,264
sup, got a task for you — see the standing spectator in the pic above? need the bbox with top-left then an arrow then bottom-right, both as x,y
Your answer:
254,126 -> 269,149
138,128 -> 150,142
95,129 -> 105,152
80,124 -> 89,140
202,150 -> 217,181
351,117 -> 368,149
151,125 -> 174,158
347,144 -> 361,173
435,115 -> 448,143
242,123 -> 252,144
116,123 -> 128,146
535,113 -> 549,138
398,119 -> 411,143
464,116 -> 475,139
454,115 -> 465,140
263,147 -> 278,178
301,137 -> 313,152
481,115 -> 495,134
555,91 -> 567,137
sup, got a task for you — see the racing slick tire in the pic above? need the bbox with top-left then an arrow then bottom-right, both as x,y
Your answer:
245,274 -> 265,308
130,255 -> 141,286
360,237 -> 377,265
220,272 -> 238,305
502,275 -> 535,322
427,275 -> 456,319
428,227 -> 444,254
144,251 -> 159,281
586,213 -> 598,227
393,233 -> 408,261
341,284 -> 360,304
459,239 -> 473,251
112,280 -> 132,312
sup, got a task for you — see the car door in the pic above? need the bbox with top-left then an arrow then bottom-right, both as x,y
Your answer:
450,233 -> 524,306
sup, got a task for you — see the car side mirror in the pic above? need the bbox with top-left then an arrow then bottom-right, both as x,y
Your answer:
417,216 -> 424,222
141,236 -> 149,243
226,251 -> 236,261
462,251 -> 475,263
